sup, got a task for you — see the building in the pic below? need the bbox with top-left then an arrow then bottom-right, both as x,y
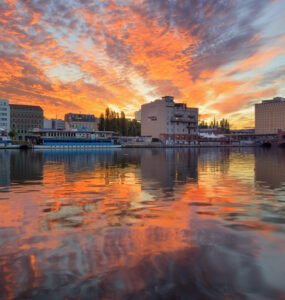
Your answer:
255,97 -> 285,134
10,104 -> 43,140
44,118 -> 64,130
0,99 -> 10,134
52,119 -> 64,130
44,118 -> 52,129
141,96 -> 198,141
64,113 -> 97,131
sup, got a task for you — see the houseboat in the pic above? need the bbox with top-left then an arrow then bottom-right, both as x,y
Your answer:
28,129 -> 121,149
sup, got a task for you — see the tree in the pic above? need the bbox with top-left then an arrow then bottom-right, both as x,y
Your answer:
98,113 -> 105,131
8,129 -> 16,140
198,120 -> 208,128
105,108 -> 111,131
219,118 -> 230,133
98,108 -> 141,136
120,111 -> 127,136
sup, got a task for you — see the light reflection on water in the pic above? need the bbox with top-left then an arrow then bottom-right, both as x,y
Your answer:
0,148 -> 285,299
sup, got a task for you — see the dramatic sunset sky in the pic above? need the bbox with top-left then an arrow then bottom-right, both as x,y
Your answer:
0,0 -> 284,127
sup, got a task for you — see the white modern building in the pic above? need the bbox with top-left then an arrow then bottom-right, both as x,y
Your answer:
44,118 -> 64,130
44,118 -> 52,129
141,96 -> 198,141
0,99 -> 10,134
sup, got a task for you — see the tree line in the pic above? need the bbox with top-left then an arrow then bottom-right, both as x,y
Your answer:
98,108 -> 141,136
199,118 -> 230,133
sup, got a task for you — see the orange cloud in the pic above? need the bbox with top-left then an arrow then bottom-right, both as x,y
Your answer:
0,0 -> 284,125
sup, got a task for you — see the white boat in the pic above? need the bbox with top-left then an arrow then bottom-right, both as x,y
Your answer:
0,129 -> 19,149
29,129 -> 121,149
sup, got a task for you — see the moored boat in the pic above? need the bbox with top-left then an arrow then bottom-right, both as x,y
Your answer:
29,129 -> 121,149
0,129 -> 19,149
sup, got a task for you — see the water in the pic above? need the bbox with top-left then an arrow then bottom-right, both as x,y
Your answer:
0,148 -> 285,299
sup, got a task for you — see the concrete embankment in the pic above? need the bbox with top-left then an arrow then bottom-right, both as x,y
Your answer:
122,142 -> 257,148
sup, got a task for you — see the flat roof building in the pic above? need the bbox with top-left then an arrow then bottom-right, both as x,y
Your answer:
0,99 -> 10,134
64,113 -> 97,131
44,118 -> 64,130
10,104 -> 43,140
255,97 -> 285,134
141,96 -> 198,141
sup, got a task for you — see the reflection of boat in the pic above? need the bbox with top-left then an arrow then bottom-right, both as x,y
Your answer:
277,131 -> 285,147
29,129 -> 121,149
239,140 -> 256,146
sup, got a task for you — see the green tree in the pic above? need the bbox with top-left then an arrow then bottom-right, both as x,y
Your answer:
219,118 -> 230,133
105,108 -> 111,131
198,120 -> 208,128
120,111 -> 127,136
8,129 -> 16,140
98,113 -> 105,131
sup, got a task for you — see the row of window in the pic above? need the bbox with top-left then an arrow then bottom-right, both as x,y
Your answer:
44,132 -> 76,137
12,125 -> 40,128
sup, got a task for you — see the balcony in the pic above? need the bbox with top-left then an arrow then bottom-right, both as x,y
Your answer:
171,117 -> 196,123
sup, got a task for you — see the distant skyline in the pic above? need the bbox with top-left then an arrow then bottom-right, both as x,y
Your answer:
0,0 -> 284,128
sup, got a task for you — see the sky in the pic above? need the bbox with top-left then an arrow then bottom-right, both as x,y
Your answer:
0,0 -> 285,128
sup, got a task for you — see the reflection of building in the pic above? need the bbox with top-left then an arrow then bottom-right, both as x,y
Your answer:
0,151 -> 10,187
0,99 -> 10,133
141,149 -> 198,191
10,151 -> 43,183
255,97 -> 285,134
64,113 -> 97,131
141,96 -> 198,141
10,104 -> 43,140
255,148 -> 285,189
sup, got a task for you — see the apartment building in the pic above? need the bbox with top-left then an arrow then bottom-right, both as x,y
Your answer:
255,97 -> 285,134
64,113 -> 97,131
141,96 -> 198,141
0,99 -> 10,134
10,104 -> 43,140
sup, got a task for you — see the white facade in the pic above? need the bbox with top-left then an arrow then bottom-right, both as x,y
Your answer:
0,99 -> 10,133
44,118 -> 53,129
141,96 -> 198,140
52,119 -> 64,130
44,118 -> 64,130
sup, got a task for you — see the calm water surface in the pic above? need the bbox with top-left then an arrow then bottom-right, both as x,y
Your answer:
0,148 -> 285,299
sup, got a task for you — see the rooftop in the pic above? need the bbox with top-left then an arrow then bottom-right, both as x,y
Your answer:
261,97 -> 285,104
65,113 -> 96,122
10,104 -> 43,111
